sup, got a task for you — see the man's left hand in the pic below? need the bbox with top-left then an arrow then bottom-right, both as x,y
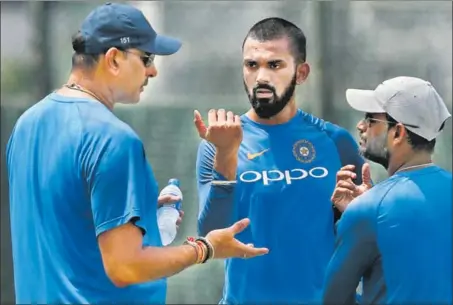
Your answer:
157,194 -> 184,230
331,163 -> 372,212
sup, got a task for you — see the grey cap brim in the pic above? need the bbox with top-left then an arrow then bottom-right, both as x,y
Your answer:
139,34 -> 182,55
345,89 -> 385,113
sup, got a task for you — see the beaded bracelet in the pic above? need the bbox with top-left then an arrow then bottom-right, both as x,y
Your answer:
184,237 -> 209,264
195,236 -> 215,262
183,238 -> 204,264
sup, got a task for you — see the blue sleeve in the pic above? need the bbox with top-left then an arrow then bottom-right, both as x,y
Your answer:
327,124 -> 366,185
322,197 -> 379,305
196,139 -> 236,236
84,131 -> 149,237
327,124 -> 371,223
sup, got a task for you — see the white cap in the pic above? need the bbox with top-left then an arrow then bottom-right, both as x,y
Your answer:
346,76 -> 451,141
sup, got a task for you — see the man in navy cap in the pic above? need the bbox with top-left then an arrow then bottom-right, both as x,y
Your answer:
6,3 -> 268,304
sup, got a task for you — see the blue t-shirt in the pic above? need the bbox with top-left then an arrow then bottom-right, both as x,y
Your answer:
6,93 -> 165,304
196,110 -> 366,304
322,165 -> 452,305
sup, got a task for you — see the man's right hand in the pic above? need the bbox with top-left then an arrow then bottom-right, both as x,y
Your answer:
193,109 -> 242,152
331,163 -> 373,212
194,109 -> 242,181
206,218 -> 269,259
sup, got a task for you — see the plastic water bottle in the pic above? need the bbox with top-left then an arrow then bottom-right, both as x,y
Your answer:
157,178 -> 182,246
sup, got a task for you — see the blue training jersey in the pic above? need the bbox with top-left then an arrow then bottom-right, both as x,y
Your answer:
196,109 -> 366,304
6,93 -> 165,304
322,165 -> 452,305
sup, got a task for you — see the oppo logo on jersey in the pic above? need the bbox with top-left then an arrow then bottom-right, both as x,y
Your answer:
239,167 -> 329,185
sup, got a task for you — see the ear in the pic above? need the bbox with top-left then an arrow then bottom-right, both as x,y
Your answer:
392,123 -> 407,145
296,62 -> 310,85
104,47 -> 122,76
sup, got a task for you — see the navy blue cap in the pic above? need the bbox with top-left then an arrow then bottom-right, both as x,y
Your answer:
80,2 -> 181,55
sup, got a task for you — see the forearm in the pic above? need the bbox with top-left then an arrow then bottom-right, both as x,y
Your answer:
196,143 -> 237,235
117,244 -> 198,286
198,181 -> 235,236
213,149 -> 238,181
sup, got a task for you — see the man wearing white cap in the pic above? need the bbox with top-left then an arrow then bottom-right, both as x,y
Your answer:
322,76 -> 452,305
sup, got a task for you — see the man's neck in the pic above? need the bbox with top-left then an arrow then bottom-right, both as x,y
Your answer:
247,99 -> 298,125
58,70 -> 115,110
388,151 -> 433,176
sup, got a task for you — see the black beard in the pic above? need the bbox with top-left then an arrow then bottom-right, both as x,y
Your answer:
362,148 -> 390,169
244,73 -> 297,119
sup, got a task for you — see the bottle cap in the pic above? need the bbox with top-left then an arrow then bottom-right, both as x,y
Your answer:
168,178 -> 180,187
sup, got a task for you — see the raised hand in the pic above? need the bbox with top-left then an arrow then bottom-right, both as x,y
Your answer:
206,218 -> 269,259
331,163 -> 373,212
193,109 -> 242,151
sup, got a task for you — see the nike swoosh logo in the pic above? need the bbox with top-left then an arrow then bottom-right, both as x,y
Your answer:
247,148 -> 270,160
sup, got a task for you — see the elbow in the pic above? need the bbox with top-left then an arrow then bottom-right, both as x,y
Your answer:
103,259 -> 140,288
109,276 -> 130,288
105,266 -> 134,288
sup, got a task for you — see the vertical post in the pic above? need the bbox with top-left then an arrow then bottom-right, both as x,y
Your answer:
317,1 -> 332,121
30,1 -> 52,101
318,1 -> 350,124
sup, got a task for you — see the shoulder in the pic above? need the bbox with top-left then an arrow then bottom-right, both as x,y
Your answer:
324,121 -> 357,146
337,187 -> 381,238
298,112 -> 363,165
293,110 -> 330,132
82,108 -> 142,148
343,191 -> 378,222
346,176 -> 402,217
375,171 -> 447,206
13,96 -> 57,128
77,111 -> 145,175
373,175 -> 417,201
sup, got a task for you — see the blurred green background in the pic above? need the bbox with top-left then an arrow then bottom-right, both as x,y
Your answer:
1,1 -> 451,303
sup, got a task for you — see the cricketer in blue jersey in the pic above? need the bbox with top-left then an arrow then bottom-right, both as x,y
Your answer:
323,76 -> 452,305
193,18 -> 367,304
6,3 -> 267,304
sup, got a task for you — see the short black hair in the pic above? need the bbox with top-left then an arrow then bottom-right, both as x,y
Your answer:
71,31 -> 102,69
242,17 -> 307,64
386,114 -> 444,153
71,31 -> 127,70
